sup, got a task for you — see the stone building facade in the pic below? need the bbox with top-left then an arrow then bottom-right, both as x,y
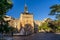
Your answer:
4,4 -> 42,35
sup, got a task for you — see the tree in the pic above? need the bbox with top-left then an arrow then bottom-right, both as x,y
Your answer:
0,0 -> 13,22
38,22 -> 51,32
49,4 -> 60,20
0,0 -> 13,16
49,4 -> 60,32
53,20 -> 60,32
48,21 -> 58,32
0,0 -> 13,34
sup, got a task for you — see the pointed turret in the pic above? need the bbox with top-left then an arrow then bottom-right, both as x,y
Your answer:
24,3 -> 28,13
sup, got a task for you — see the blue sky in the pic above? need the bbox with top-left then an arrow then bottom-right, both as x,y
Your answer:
7,0 -> 60,20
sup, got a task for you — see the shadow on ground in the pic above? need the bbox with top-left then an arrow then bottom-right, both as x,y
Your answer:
0,32 -> 60,40
13,32 -> 60,40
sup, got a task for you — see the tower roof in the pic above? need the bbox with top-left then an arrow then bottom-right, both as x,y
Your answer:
24,3 -> 28,13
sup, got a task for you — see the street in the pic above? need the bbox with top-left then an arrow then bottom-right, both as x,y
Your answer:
0,32 -> 60,40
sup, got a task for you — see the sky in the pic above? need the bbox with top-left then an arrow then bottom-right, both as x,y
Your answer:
7,0 -> 60,20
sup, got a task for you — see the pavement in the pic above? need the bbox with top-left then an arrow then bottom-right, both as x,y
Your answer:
13,32 -> 60,40
0,32 -> 60,40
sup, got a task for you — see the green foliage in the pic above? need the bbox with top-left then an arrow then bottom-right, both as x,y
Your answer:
0,0 -> 13,19
38,22 -> 51,32
0,21 -> 8,33
8,26 -> 18,33
0,0 -> 13,34
0,0 -> 13,22
53,20 -> 60,32
49,4 -> 60,20
0,0 -> 13,14
38,20 -> 60,33
0,21 -> 18,33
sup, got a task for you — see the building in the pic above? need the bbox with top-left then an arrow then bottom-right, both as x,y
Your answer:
3,4 -> 42,35
4,4 -> 53,35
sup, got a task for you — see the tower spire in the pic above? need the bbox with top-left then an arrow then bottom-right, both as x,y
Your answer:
24,0 -> 28,13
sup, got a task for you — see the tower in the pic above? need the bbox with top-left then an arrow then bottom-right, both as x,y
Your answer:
17,2 -> 34,35
24,4 -> 28,13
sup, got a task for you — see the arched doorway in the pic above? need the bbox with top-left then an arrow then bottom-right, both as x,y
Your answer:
24,24 -> 33,35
